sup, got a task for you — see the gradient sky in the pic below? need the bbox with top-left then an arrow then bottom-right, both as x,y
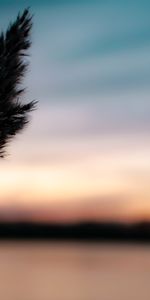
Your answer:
0,0 -> 150,222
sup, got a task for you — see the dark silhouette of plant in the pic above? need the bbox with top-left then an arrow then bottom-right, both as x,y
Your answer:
0,8 -> 36,157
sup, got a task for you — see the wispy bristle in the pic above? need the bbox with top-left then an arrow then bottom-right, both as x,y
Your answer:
0,8 -> 36,157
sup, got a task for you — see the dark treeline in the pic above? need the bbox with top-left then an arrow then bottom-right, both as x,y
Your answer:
0,222 -> 150,242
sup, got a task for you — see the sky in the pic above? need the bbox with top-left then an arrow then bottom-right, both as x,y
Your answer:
0,0 -> 150,222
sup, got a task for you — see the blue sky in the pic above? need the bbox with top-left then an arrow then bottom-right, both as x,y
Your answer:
0,0 -> 149,221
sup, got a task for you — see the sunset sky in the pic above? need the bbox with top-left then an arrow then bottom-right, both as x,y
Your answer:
0,0 -> 150,222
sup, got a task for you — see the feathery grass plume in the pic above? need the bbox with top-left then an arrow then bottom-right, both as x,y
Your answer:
0,8 -> 37,157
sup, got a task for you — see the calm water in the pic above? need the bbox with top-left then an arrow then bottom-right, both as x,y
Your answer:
0,242 -> 149,300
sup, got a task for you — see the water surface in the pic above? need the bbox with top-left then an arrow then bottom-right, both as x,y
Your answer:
0,242 -> 149,300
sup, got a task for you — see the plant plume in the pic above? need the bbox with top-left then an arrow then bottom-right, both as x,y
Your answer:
0,8 -> 36,157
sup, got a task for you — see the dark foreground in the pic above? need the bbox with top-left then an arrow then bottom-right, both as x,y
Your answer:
0,222 -> 149,242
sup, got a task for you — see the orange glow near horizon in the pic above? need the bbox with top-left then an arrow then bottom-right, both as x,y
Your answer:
0,135 -> 150,223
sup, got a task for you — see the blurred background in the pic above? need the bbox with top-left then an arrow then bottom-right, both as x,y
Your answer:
0,0 -> 150,223
0,1 -> 150,300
